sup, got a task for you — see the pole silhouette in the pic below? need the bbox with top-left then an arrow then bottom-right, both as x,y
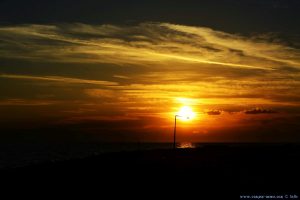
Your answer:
173,115 -> 178,149
173,115 -> 189,149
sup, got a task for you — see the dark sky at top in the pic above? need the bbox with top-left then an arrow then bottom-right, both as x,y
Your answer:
0,0 -> 300,35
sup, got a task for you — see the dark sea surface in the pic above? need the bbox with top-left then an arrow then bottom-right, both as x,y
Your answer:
0,142 -> 176,169
2,142 -> 300,198
0,142 -> 295,170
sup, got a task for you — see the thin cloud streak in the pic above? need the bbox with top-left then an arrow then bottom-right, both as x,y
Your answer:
0,98 -> 58,106
148,52 -> 273,70
0,74 -> 118,86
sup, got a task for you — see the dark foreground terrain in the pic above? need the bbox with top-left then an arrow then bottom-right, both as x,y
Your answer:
2,143 -> 300,198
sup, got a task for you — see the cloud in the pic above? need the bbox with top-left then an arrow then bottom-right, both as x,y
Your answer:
113,75 -> 130,79
84,89 -> 117,99
0,23 -> 299,71
0,98 -> 57,106
0,74 -> 118,86
244,108 -> 278,115
206,110 -> 222,115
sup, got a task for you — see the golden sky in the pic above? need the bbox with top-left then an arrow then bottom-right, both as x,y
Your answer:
0,23 -> 300,142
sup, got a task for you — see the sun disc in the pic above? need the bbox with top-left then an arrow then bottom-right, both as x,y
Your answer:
177,106 -> 195,120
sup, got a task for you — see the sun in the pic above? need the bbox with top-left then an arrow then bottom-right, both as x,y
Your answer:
177,106 -> 196,121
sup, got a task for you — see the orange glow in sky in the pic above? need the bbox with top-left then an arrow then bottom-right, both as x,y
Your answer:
0,22 -> 299,142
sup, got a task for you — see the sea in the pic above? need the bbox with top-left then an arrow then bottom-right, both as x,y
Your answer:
0,142 -> 201,169
0,142 -> 291,169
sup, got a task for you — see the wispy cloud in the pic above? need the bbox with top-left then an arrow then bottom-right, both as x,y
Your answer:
0,98 -> 58,106
113,75 -> 130,79
244,108 -> 278,115
0,23 -> 299,71
163,23 -> 300,67
206,110 -> 222,115
0,74 -> 118,86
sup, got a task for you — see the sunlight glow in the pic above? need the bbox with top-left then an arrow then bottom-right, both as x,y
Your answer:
177,106 -> 196,121
177,142 -> 196,149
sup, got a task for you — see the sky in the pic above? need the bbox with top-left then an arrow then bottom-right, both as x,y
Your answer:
0,0 -> 300,143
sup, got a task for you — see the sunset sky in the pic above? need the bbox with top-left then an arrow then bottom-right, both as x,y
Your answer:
0,0 -> 300,142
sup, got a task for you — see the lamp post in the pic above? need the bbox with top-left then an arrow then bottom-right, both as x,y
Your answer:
173,115 -> 189,149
